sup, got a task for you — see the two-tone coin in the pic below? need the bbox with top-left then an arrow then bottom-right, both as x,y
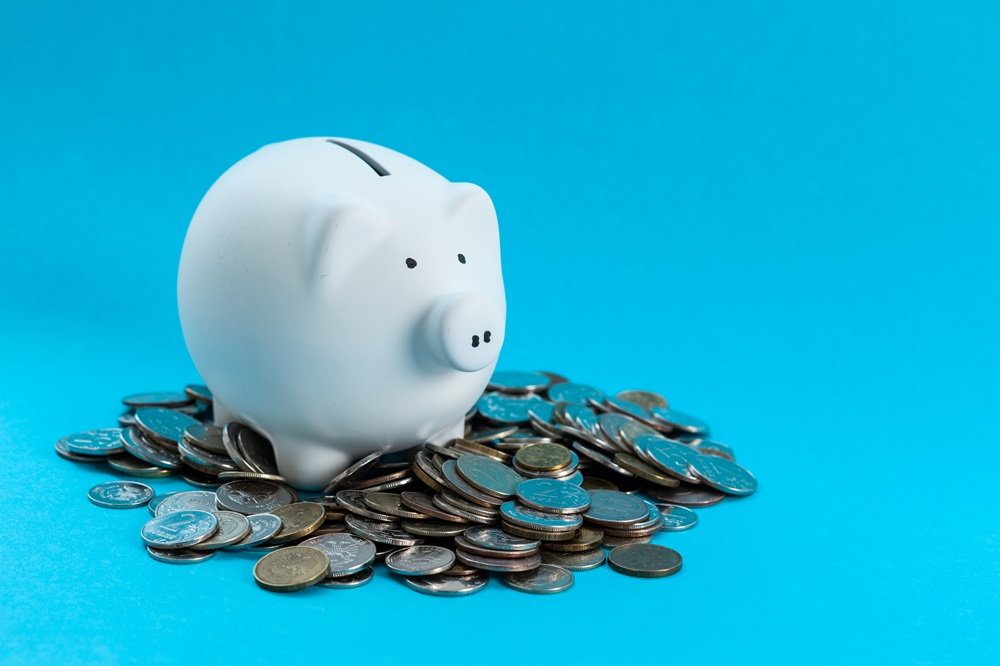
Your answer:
189,511 -> 251,550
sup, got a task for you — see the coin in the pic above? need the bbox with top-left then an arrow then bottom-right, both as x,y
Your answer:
488,371 -> 552,394
270,502 -> 326,543
541,525 -> 604,552
503,564 -> 574,594
178,437 -> 239,475
476,392 -> 551,424
220,422 -> 253,472
155,491 -> 218,516
579,477 -> 618,492
134,407 -> 199,448
547,383 -> 605,406
450,438 -> 512,464
216,480 -> 296,514
188,511 -> 251,550
322,451 -> 384,494
183,423 -> 227,455
335,490 -> 396,521
123,392 -> 192,408
404,570 -> 490,596
343,468 -> 412,491
687,455 -> 757,495
146,546 -> 216,564
540,548 -> 606,571
467,425 -> 521,443
561,403 -> 601,433
618,419 -> 661,456
500,521 -> 578,542
616,390 -> 668,412
432,495 -> 494,524
514,442 -> 572,472
650,407 -> 710,436
87,481 -> 154,509
454,535 -> 538,559
253,546 -> 330,592
613,453 -> 680,488
107,453 -> 175,478
345,514 -> 425,546
656,504 -> 699,531
515,478 -> 591,514
500,502 -> 583,532
400,520 -> 469,538
217,471 -> 286,483
640,436 -> 700,483
55,437 -> 106,463
300,533 -> 376,576
455,549 -> 541,573
182,469 -> 222,488
440,460 -> 504,508
463,526 -> 540,552
399,491 -> 468,523
601,534 -> 653,547
184,384 -> 213,403
693,440 -> 736,461
645,483 -> 726,507
571,443 -> 635,478
454,454 -> 523,499
362,492 -> 430,520
120,426 -> 183,470
607,543 -> 682,578
385,545 -> 456,576
228,513 -> 283,549
141,510 -> 218,549
317,566 -> 374,589
148,492 -> 180,516
583,490 -> 650,527
237,427 -> 279,476
61,429 -> 124,457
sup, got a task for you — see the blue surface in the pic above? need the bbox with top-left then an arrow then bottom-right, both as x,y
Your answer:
2,2 -> 999,664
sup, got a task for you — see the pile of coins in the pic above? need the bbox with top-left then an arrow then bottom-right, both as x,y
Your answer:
58,371 -> 757,595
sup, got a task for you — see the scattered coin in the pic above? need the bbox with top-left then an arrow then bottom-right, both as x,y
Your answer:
188,511 -> 251,550
270,502 -> 326,543
107,453 -> 175,478
146,547 -> 216,564
323,451 -> 383,494
613,453 -> 681,488
216,480 -> 296,514
228,513 -> 283,549
87,481 -> 154,509
300,533 -> 376,576
616,390 -> 668,412
500,502 -> 583,532
514,442 -> 572,472
345,514 -> 424,547
237,427 -> 280,476
317,566 -> 374,589
120,426 -> 183,470
134,407 -> 200,448
687,455 -> 757,496
607,543 -> 682,578
399,521 -> 469,538
547,383 -> 606,406
404,570 -> 490,596
455,549 -> 541,573
645,483 -> 726,507
540,548 -> 606,571
477,392 -> 551,424
141,510 -> 219,549
656,504 -> 699,531
503,563 -> 574,594
650,407 -> 710,436
253,546 -> 329,592
155,490 -> 218,516
399,491 -> 468,523
583,490 -> 650,527
385,545 -> 456,576
462,526 -> 540,552
455,454 -> 523,499
640,436 -> 700,483
184,384 -> 213,403
363,492 -> 430,520
183,423 -> 227,455
61,429 -> 124,457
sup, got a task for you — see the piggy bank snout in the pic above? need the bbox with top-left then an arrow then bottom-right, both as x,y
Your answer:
425,292 -> 503,372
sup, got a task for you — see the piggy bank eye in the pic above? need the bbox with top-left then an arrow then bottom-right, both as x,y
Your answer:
457,253 -> 466,264
406,258 -> 417,269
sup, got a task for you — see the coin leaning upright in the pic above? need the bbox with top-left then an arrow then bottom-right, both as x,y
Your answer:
254,546 -> 330,592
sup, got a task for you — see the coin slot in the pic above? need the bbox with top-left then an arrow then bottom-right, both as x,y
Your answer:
326,139 -> 390,177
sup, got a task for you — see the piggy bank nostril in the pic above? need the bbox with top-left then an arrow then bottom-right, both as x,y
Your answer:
471,335 -> 480,348
484,331 -> 491,343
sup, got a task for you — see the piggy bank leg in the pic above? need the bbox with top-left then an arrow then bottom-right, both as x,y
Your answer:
427,418 -> 466,446
272,438 -> 354,491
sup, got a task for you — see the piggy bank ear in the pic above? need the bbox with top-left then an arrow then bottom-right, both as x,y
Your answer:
448,182 -> 498,234
302,195 -> 389,289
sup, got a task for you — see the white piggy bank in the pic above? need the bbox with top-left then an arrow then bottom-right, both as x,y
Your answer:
177,137 -> 505,490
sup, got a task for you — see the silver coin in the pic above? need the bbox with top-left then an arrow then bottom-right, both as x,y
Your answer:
120,426 -> 183,470
463,526 -> 540,552
155,490 -> 218,516
602,397 -> 649,420
227,513 -> 283,549
54,437 -> 106,463
616,390 -> 668,411
618,419 -> 661,457
117,410 -> 136,428
177,438 -> 238,475
123,392 -> 192,408
141,510 -> 218,549
512,452 -> 580,479
60,428 -> 124,457
500,501 -> 583,532
362,492 -> 430,520
335,490 -> 396,521
87,481 -> 154,509
455,454 -> 523,499
317,566 -> 374,589
432,497 -> 494,525
183,423 -> 227,455
547,383 -> 606,406
693,440 -> 736,461
300,533 -> 377,576
237,427 -> 279,476
148,492 -> 181,516
563,403 -> 601,434
540,548 -> 606,571
216,480 -> 296,514
146,546 -> 216,564
404,570 -> 489,596
385,545 -> 456,576
528,410 -> 564,438
440,460 -> 505,507
516,478 -> 591,514
344,514 -> 425,546
400,491 -> 468,523
221,423 -> 254,473
503,563 -> 574,594
488,371 -> 552,394
640,436 -> 700,483
645,483 -> 726,507
400,520 -> 470,537
571,442 -> 635,477
134,407 -> 200,447
557,424 -> 618,454
107,453 -> 175,478
454,535 -> 538,559
322,451 -> 383,494
187,511 -> 250,550
184,384 -> 213,403
466,425 -> 521,443
438,492 -> 498,518
650,406 -> 710,435
687,454 -> 757,495
598,413 -> 637,452
455,549 -> 542,572
656,503 -> 699,531
583,490 -> 650,527
476,392 -> 552,424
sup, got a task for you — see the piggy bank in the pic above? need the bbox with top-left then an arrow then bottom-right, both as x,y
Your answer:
177,137 -> 505,490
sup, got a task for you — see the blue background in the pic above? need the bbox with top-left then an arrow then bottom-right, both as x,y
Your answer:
2,1 -> 998,664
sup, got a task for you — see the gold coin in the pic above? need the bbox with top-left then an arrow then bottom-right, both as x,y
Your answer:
613,453 -> 680,488
253,546 -> 330,592
269,502 -> 326,544
514,443 -> 572,472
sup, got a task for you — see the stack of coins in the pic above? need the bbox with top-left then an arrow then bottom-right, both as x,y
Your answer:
59,370 -> 758,595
